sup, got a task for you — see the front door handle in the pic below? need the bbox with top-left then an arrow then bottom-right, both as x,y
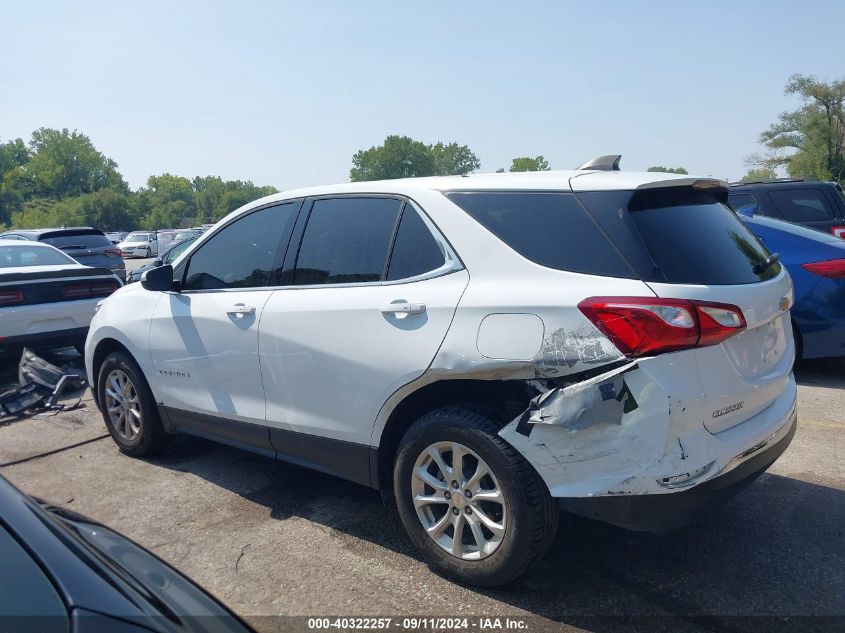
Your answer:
380,301 -> 426,315
227,303 -> 256,316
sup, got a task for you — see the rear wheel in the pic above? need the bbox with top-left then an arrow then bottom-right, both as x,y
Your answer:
97,350 -> 170,456
393,407 -> 558,587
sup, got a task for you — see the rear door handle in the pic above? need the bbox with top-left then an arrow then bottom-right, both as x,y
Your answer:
227,303 -> 256,316
380,301 -> 426,315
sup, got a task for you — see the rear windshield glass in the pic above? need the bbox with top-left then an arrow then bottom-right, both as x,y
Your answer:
578,190 -> 780,285
446,192 -> 635,278
41,231 -> 111,250
0,244 -> 75,267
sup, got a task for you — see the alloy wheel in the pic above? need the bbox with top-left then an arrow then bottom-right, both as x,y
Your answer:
411,441 -> 507,560
104,369 -> 142,441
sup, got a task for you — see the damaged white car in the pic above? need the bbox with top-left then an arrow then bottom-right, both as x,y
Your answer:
85,156 -> 797,586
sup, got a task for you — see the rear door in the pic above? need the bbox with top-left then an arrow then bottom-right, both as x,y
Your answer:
575,182 -> 794,433
258,196 -> 468,472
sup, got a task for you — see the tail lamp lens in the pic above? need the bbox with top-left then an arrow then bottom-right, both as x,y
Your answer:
61,281 -> 120,298
0,290 -> 24,305
830,226 -> 845,239
801,259 -> 845,279
578,297 -> 746,358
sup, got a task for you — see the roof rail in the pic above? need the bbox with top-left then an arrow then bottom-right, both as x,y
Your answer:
729,178 -> 810,186
576,154 -> 622,171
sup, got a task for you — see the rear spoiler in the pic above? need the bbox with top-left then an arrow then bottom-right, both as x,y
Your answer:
629,178 -> 730,210
0,267 -> 119,284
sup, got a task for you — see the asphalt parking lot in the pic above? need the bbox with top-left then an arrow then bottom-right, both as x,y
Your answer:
1,259 -> 842,632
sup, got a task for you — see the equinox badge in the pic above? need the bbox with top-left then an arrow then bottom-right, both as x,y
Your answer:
713,402 -> 744,418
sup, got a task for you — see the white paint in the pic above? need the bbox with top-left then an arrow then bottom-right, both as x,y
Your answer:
476,313 -> 544,361
87,170 -> 798,509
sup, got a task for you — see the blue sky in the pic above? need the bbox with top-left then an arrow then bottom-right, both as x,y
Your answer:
2,1 -> 843,190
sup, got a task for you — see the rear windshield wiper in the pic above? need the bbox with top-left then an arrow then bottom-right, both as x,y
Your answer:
58,245 -> 86,250
753,252 -> 780,274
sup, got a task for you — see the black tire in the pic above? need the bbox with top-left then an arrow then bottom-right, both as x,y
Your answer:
145,247 -> 152,258
97,350 -> 170,456
393,407 -> 558,587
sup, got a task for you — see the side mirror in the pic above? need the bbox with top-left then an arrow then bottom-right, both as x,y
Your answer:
153,258 -> 163,266
735,204 -> 758,217
141,264 -> 176,292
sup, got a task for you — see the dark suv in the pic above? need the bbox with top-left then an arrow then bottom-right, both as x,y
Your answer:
728,180 -> 845,238
0,227 -> 126,280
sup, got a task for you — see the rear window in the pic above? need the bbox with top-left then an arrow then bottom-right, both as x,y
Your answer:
578,190 -> 780,285
0,244 -> 75,267
446,192 -> 635,278
41,230 -> 111,250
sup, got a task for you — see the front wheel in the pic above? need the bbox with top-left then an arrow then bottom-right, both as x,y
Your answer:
145,247 -> 152,258
97,350 -> 170,456
393,407 -> 559,587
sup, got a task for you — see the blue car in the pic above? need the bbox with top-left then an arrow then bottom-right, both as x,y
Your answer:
740,213 -> 845,360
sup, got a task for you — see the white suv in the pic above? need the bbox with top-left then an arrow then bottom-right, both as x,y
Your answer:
86,163 -> 797,586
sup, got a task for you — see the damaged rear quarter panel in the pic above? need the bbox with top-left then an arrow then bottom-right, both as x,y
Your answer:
499,352 -> 712,497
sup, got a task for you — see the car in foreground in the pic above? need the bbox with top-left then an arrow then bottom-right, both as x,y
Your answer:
0,227 -> 126,281
0,239 -> 120,357
729,179 -> 845,238
127,235 -> 199,283
0,474 -> 253,633
86,161 -> 797,586
118,231 -> 160,258
740,212 -> 845,360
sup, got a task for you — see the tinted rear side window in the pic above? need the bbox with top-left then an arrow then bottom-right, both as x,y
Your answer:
387,206 -> 446,281
769,188 -> 835,222
294,197 -> 402,285
41,231 -> 111,249
446,192 -> 635,278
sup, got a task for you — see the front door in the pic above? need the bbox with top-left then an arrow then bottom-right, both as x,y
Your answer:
148,200 -> 300,454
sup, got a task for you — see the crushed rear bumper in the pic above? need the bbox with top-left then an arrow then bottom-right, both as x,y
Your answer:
559,406 -> 797,533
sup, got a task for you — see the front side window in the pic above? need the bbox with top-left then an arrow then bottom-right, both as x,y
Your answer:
294,197 -> 402,285
769,188 -> 835,222
183,202 -> 297,290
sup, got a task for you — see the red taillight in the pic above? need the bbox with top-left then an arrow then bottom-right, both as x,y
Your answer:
830,226 -> 845,239
61,281 -> 120,299
105,248 -> 123,258
801,259 -> 845,278
0,290 -> 24,306
578,297 -> 747,358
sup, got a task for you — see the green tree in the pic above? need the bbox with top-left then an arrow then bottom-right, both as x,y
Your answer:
430,142 -> 481,176
75,189 -> 136,230
140,173 -> 196,229
0,138 -> 31,225
757,74 -> 845,182
24,128 -> 128,199
647,165 -> 688,174
350,135 -> 480,181
509,156 -> 550,172
351,135 -> 435,181
740,167 -> 778,183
